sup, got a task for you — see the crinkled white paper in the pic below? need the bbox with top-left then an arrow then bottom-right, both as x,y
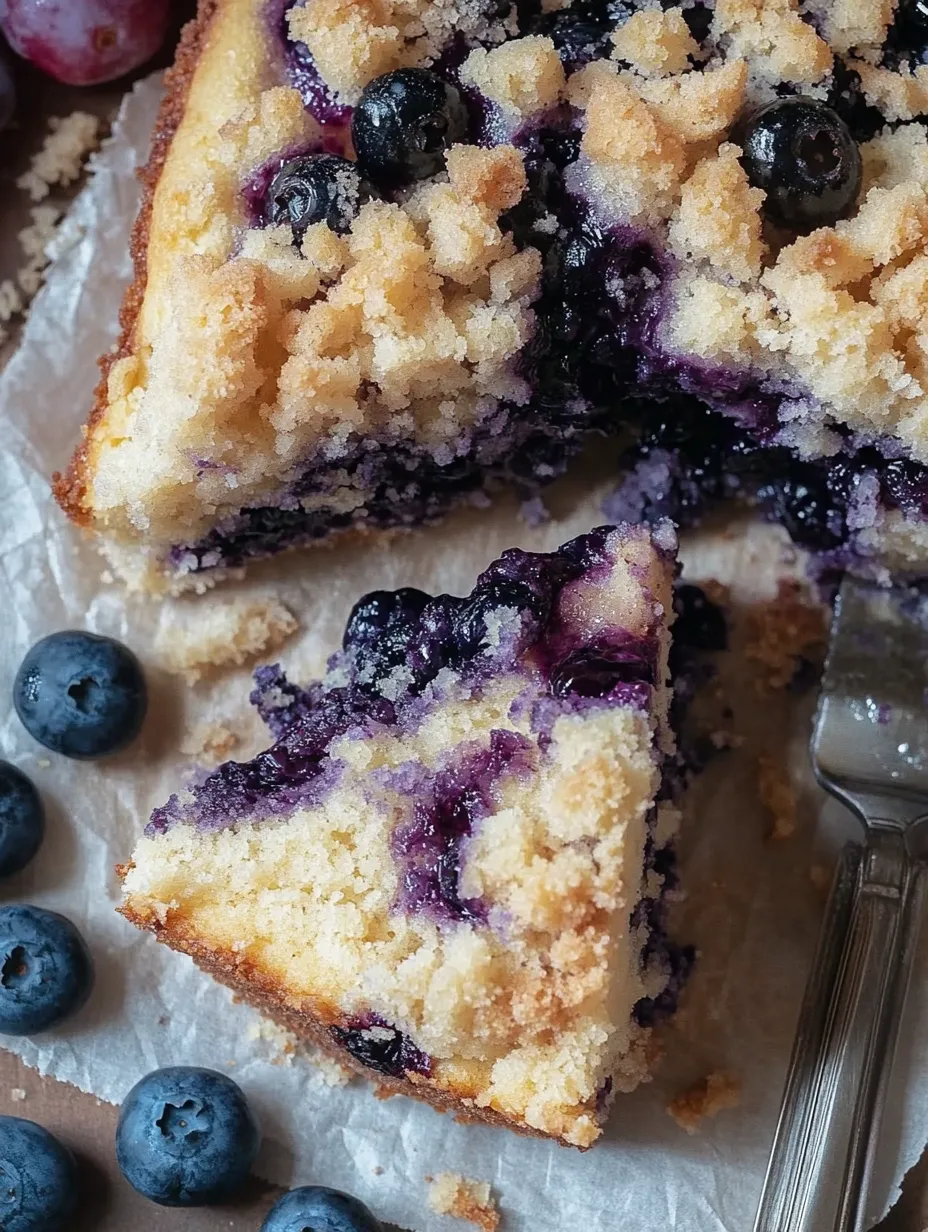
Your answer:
0,76 -> 926,1232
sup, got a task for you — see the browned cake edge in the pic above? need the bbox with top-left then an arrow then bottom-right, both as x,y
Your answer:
52,0 -> 221,525
118,887 -> 597,1147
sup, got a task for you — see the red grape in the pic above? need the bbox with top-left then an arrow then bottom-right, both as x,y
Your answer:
0,0 -> 171,87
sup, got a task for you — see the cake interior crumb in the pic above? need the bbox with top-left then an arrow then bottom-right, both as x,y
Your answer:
180,719 -> 241,764
155,596 -> 299,683
427,1172 -> 501,1231
667,1072 -> 741,1134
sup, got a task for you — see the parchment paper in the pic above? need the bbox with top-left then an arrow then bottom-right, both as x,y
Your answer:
1,76 -> 926,1231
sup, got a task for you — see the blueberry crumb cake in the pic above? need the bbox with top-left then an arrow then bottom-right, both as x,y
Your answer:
53,0 -> 928,588
119,523 -> 691,1145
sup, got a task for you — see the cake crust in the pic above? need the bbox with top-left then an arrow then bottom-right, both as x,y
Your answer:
52,0 -> 220,525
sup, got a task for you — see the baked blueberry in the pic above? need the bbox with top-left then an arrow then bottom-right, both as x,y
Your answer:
0,905 -> 94,1035
455,581 -> 546,659
886,0 -> 928,64
116,1066 -> 260,1206
343,587 -> 430,651
330,1018 -> 431,1077
13,631 -> 147,759
260,1185 -> 383,1232
0,763 -> 44,878
739,98 -> 862,229
550,648 -> 653,698
351,68 -> 468,185
673,584 -> 727,652
265,153 -> 374,239
0,1116 -> 77,1232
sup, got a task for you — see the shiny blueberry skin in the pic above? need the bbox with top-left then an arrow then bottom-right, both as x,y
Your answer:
550,649 -> 653,698
0,1116 -> 77,1232
13,631 -> 147,759
343,587 -> 430,651
351,68 -> 468,186
116,1066 -> 260,1207
260,1185 -> 383,1232
0,905 -> 93,1035
886,0 -> 928,64
265,154 -> 373,239
739,98 -> 862,229
0,763 -> 44,879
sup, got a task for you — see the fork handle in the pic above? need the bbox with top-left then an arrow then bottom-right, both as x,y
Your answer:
754,827 -> 925,1232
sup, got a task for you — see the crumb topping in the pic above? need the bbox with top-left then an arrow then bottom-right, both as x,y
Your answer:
427,1173 -> 500,1231
460,35 -> 566,119
611,8 -> 698,77
286,0 -> 509,103
669,143 -> 766,283
711,0 -> 832,87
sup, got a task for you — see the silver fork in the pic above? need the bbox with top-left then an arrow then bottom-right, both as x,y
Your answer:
754,576 -> 928,1232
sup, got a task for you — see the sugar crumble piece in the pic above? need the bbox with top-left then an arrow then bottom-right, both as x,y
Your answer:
17,112 -> 100,202
667,1072 -> 741,1133
758,753 -> 797,839
611,8 -> 698,77
9,1088 -> 26,1102
744,579 -> 827,693
427,1173 -> 500,1232
179,719 -> 241,764
155,596 -> 299,683
460,35 -> 566,119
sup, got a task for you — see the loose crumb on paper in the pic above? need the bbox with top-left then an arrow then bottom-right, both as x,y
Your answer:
667,1072 -> 741,1134
744,579 -> 827,693
427,1173 -> 500,1231
246,1018 -> 351,1085
17,112 -> 100,202
155,597 -> 299,683
9,1088 -> 26,1102
758,754 -> 798,839
180,719 -> 241,765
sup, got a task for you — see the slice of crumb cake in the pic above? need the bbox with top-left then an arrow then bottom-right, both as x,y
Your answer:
120,523 -> 691,1146
56,0 -> 928,588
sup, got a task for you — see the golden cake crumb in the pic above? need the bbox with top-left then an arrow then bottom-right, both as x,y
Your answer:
9,1088 -> 26,1103
668,143 -> 766,283
246,1017 -> 353,1082
155,596 -> 299,683
757,754 -> 797,839
179,720 -> 241,764
667,1072 -> 741,1133
427,1173 -> 500,1231
460,36 -> 566,119
17,112 -> 100,202
611,8 -> 697,77
744,580 -> 827,693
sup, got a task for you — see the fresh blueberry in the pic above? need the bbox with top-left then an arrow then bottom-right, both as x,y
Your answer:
265,153 -> 374,239
351,68 -> 468,186
0,1116 -> 78,1232
116,1066 -> 260,1207
550,648 -> 653,698
0,905 -> 93,1035
260,1185 -> 383,1232
0,763 -> 44,878
13,630 -> 147,759
673,584 -> 727,651
739,98 -> 862,229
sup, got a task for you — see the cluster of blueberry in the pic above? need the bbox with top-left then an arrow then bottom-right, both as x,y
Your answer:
1,630 -> 388,1229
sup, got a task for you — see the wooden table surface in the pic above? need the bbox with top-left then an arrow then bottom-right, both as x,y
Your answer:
0,32 -> 926,1232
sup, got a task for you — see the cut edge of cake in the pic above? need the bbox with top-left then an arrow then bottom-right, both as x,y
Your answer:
118,521 -> 691,1147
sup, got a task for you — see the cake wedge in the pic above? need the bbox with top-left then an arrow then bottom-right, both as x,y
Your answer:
120,522 -> 689,1146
